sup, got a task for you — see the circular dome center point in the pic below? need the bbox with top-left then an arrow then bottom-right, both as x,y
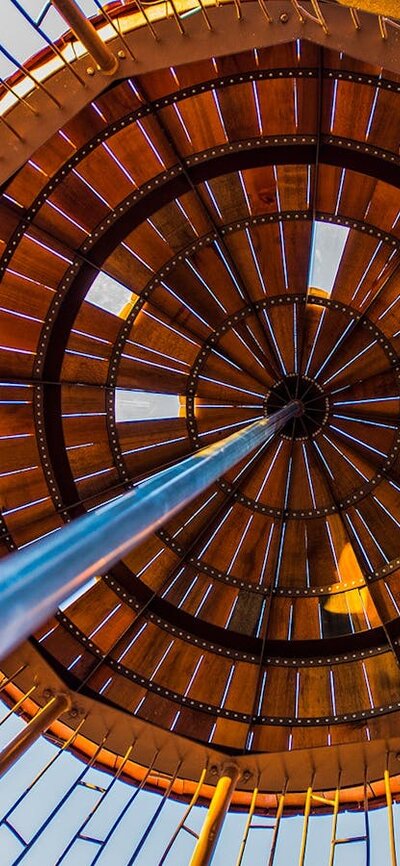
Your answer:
266,375 -> 328,440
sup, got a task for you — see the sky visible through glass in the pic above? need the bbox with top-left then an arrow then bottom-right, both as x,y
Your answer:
1,10 -> 396,861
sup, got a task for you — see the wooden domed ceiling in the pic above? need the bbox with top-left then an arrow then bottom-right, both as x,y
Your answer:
1,40 -> 400,766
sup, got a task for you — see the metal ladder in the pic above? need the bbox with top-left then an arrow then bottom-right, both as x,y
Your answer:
235,781 -> 287,866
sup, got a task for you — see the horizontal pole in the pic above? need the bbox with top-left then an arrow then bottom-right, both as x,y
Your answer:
0,401 -> 299,660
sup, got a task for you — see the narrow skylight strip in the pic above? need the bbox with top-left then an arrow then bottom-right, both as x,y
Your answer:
312,440 -> 335,480
256,671 -> 267,716
374,496 -> 400,529
384,581 -> 400,616
334,169 -> 346,216
293,304 -> 298,374
3,496 -> 48,516
99,677 -> 112,695
323,433 -> 369,481
185,258 -> 227,312
225,597 -> 238,628
142,309 -> 200,347
326,521 -> 340,578
220,665 -> 235,707
333,397 -> 399,406
25,233 -> 73,265
304,308 -> 326,375
302,444 -> 316,508
0,306 -> 43,324
117,623 -> 148,661
147,218 -> 167,242
136,119 -> 165,167
233,441 -> 268,484
295,670 -> 300,716
361,662 -> 374,708
199,374 -> 265,399
329,669 -> 337,715
136,547 -> 165,577
329,425 -> 386,458
246,228 -> 267,294
239,172 -> 252,215
263,311 -> 287,375
355,508 -> 389,562
332,413 -> 396,431
150,640 -> 174,679
377,292 -> 400,321
122,435 -> 186,456
287,604 -> 294,640
256,599 -> 267,638
65,349 -> 106,362
278,222 -> 289,290
46,200 -> 86,233
198,506 -> 233,557
176,200 -> 198,236
72,169 -> 110,207
161,567 -> 185,598
213,241 -> 245,299
102,142 -> 136,186
88,604 -> 121,639
178,576 -> 198,607
293,80 -> 299,128
121,242 -> 152,272
172,102 -> 192,142
365,87 -> 380,140
170,711 -> 181,731
284,457 -> 293,510
184,656 -> 204,696
228,514 -> 254,572
256,441 -> 284,499
233,328 -> 265,370
274,522 -> 287,588
259,524 -> 274,585
173,492 -> 218,537
306,165 -> 312,209
127,339 -> 189,367
92,102 -> 107,122
204,181 -> 223,220
351,242 -> 383,302
212,90 -> 228,140
314,320 -> 354,380
344,513 -> 374,572
160,280 -> 211,329
252,81 -> 263,135
323,340 -> 377,386
329,79 -> 338,132
194,584 -> 213,616
198,417 -> 264,438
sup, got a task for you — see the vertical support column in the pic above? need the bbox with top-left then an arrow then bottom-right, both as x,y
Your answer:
384,763 -> 398,866
298,783 -> 313,866
189,764 -> 240,866
0,692 -> 71,778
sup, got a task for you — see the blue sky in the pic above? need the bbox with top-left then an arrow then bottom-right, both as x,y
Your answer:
0,709 -> 399,865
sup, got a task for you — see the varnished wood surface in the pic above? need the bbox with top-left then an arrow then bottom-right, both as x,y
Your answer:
1,41 -> 400,792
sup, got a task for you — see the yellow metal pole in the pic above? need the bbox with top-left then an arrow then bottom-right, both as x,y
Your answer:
189,764 -> 240,866
384,767 -> 398,866
0,693 -> 71,778
267,787 -> 286,866
298,785 -> 313,866
328,780 -> 341,866
51,0 -> 118,74
235,784 -> 259,866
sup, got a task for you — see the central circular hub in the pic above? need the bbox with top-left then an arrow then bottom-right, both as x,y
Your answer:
266,374 -> 329,440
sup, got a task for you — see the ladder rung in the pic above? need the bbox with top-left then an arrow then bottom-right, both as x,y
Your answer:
334,836 -> 367,845
312,794 -> 336,807
78,834 -> 104,845
78,781 -> 106,793
250,824 -> 276,830
182,825 -> 199,839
